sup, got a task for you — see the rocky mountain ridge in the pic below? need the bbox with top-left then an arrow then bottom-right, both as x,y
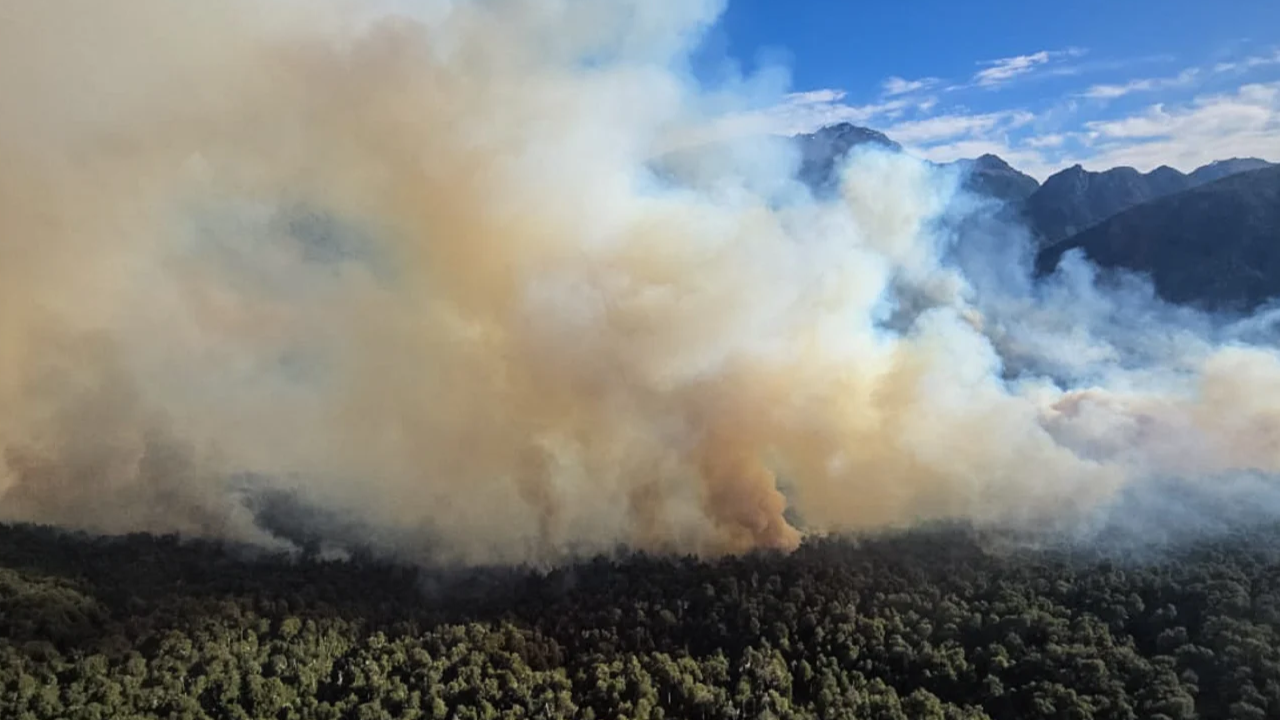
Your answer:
794,122 -> 1278,310
1034,165 -> 1280,312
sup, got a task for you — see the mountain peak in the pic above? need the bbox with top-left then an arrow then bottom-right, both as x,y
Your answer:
1202,157 -> 1268,167
799,123 -> 902,152
1038,164 -> 1088,193
972,153 -> 1015,171
1190,157 -> 1275,185
1030,163 -> 1195,244
792,123 -> 902,193
955,153 -> 1040,204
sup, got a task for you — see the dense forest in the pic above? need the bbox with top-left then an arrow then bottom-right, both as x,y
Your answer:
3,521 -> 1280,720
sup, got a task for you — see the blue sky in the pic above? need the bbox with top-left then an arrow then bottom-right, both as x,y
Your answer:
694,0 -> 1280,179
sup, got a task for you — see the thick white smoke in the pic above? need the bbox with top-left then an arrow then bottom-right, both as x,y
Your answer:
1,0 -> 1278,566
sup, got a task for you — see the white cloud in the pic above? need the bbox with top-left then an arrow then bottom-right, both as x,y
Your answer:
1080,68 -> 1200,100
689,88 -> 911,141
882,76 -> 939,96
762,90 -> 910,135
885,110 -> 1035,145
1079,48 -> 1280,102
782,89 -> 848,106
973,48 -> 1086,88
1083,82 -> 1151,100
702,82 -> 951,141
974,51 -> 1050,86
884,110 -> 1058,180
1085,83 -> 1277,140
1069,82 -> 1280,172
1213,48 -> 1280,73
679,56 -> 1280,186
1025,134 -> 1066,148
882,79 -> 1280,181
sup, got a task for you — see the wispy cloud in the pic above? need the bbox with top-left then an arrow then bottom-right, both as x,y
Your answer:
911,82 -> 1280,179
1081,50 -> 1280,102
974,51 -> 1051,87
973,48 -> 1087,88
1069,82 -> 1280,171
882,110 -> 1061,178
1081,68 -> 1201,100
683,44 -> 1280,183
1024,134 -> 1067,148
886,110 -> 1035,145
1213,48 -> 1280,73
759,89 -> 911,134
1084,83 -> 1277,140
690,89 -> 913,140
704,84 -> 950,139
784,89 -> 849,106
882,76 -> 940,96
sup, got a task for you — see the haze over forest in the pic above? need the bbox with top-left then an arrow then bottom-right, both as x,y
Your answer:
5,2 -> 1280,719
1,0 -> 1280,567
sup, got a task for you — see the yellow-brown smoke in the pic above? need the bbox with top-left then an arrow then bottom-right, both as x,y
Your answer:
2,0 -> 1279,565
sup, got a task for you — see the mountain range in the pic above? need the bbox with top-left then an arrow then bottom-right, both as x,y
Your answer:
793,123 -> 1278,311
1036,165 -> 1280,312
1022,157 -> 1275,246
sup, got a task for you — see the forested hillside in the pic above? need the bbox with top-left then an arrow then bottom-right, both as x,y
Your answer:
3,522 -> 1280,720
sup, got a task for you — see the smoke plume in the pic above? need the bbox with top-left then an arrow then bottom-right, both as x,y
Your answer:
2,0 -> 1279,565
